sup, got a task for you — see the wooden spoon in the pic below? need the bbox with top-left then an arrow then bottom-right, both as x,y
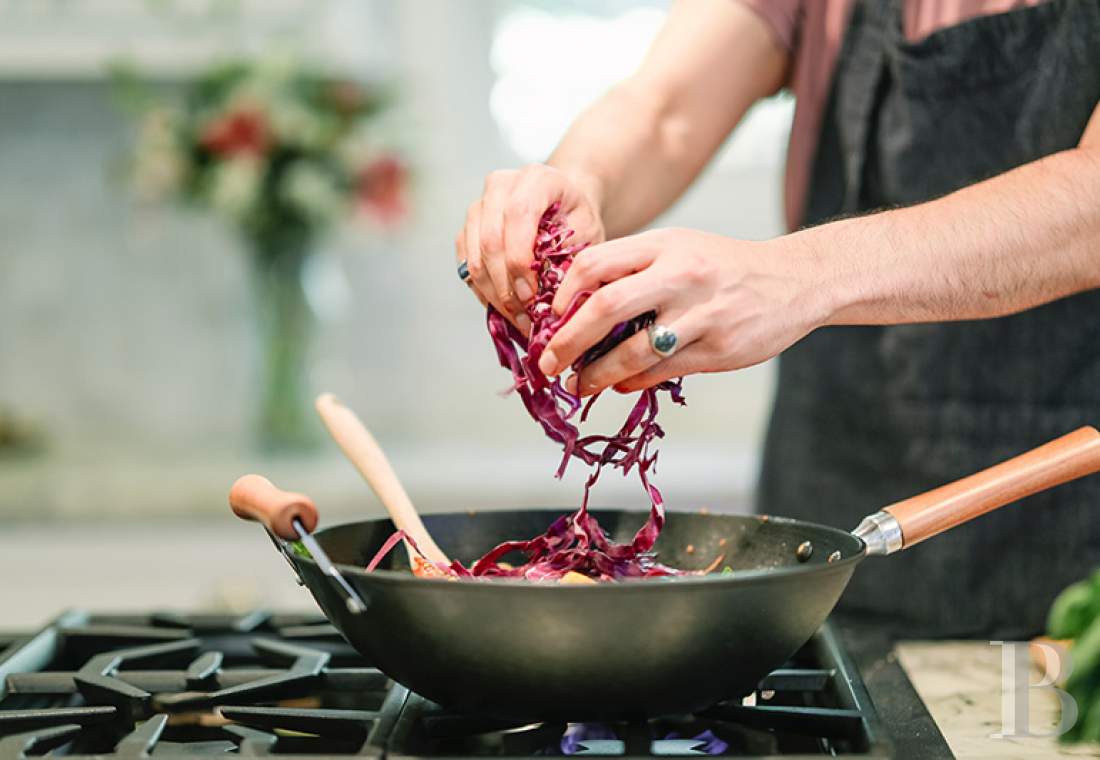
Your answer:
314,393 -> 451,573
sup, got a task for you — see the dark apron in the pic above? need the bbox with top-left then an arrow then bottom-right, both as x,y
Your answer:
758,0 -> 1100,639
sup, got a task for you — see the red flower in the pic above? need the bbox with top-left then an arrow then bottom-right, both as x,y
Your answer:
356,155 -> 407,224
200,108 -> 269,157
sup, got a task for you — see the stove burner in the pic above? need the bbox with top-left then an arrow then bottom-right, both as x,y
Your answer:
559,725 -> 728,756
0,611 -> 904,758
561,724 -> 618,755
660,730 -> 729,756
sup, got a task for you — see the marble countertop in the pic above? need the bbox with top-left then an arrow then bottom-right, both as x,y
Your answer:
897,641 -> 1100,758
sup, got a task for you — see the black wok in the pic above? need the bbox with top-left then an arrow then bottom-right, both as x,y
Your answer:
231,427 -> 1100,720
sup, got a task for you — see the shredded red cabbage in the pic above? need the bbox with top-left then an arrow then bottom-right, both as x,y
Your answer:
368,204 -> 688,581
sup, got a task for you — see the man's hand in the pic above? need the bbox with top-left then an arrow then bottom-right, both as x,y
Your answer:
532,93 -> 1100,397
455,165 -> 604,332
537,228 -> 829,396
453,1 -> 787,330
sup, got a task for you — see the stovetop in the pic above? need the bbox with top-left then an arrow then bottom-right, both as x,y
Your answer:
0,611 -> 952,759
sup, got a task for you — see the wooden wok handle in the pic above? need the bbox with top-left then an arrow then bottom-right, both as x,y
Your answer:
314,393 -> 450,565
884,426 -> 1100,548
229,474 -> 318,541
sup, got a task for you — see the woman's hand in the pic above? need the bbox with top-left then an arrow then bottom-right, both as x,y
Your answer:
537,228 -> 830,396
455,164 -> 605,332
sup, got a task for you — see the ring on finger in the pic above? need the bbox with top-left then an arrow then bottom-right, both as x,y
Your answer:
647,323 -> 678,358
457,259 -> 470,282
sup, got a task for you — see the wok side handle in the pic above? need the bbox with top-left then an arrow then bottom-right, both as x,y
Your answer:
229,474 -> 319,541
862,427 -> 1100,554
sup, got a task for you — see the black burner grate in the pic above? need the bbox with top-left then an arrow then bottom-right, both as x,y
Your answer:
0,611 -> 393,758
384,625 -> 892,760
0,611 -> 900,758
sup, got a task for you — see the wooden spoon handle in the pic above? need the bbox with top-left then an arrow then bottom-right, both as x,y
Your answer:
314,393 -> 450,565
884,426 -> 1100,548
229,474 -> 318,541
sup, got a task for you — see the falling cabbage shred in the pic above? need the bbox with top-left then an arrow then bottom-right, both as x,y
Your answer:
368,203 -> 688,581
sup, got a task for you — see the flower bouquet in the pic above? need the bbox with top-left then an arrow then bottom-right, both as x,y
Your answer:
120,56 -> 407,451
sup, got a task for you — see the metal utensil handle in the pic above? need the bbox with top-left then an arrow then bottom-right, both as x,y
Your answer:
264,527 -> 305,582
292,519 -> 367,614
855,426 -> 1100,555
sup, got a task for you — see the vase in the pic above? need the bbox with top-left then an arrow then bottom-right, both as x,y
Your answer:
248,225 -> 318,452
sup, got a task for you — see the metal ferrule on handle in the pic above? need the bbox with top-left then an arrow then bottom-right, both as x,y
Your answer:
852,511 -> 903,556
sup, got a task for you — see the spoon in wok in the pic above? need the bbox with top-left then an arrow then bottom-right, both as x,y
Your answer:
314,393 -> 451,574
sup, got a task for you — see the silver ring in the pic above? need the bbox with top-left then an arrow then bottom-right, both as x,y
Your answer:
457,260 -> 470,282
647,324 -> 678,358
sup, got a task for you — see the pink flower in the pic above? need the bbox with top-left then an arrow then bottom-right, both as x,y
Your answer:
356,155 -> 407,224
200,108 -> 269,157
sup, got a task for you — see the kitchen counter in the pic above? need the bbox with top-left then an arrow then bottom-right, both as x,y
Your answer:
895,640 -> 1100,758
834,618 -> 1100,758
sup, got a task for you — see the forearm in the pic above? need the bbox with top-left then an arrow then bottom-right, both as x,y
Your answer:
548,83 -> 701,240
805,138 -> 1100,326
549,0 -> 786,239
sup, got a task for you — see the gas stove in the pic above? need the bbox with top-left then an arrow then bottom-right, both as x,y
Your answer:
0,611 -> 950,758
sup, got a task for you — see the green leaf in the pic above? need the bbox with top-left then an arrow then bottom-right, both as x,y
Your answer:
1049,580 -> 1100,640
1069,681 -> 1100,742
1050,571 -> 1100,743
288,540 -> 311,559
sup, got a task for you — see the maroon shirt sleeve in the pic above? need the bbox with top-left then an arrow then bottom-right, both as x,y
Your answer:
734,0 -> 803,51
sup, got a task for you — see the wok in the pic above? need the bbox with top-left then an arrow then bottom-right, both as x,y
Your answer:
231,426 -> 1100,720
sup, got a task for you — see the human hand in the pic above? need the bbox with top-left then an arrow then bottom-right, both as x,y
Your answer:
536,227 -> 828,395
455,164 -> 605,331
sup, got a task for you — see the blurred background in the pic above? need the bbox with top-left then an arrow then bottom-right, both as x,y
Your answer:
0,0 -> 791,624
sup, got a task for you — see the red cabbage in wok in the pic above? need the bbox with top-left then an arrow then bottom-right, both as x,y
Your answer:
368,204 -> 687,581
